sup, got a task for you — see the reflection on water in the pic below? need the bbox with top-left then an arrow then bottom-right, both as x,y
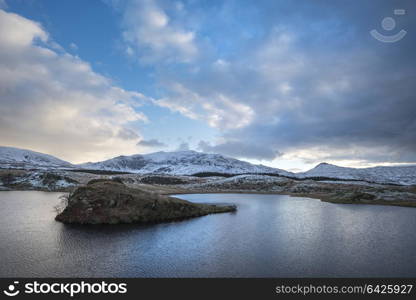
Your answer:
0,191 -> 415,277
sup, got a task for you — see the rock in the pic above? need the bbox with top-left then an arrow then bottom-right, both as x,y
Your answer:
55,180 -> 236,224
41,173 -> 78,186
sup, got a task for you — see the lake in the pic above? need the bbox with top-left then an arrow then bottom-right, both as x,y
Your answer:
0,191 -> 415,277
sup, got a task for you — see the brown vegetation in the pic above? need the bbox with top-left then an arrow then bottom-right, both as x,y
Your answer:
55,179 -> 236,224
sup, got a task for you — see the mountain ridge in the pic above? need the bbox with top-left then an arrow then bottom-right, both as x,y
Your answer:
78,150 -> 293,176
1,146 -> 415,185
0,146 -> 73,169
299,162 -> 416,185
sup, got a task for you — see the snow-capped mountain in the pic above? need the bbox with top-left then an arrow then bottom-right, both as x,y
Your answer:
0,146 -> 73,169
2,146 -> 415,185
79,150 -> 292,176
298,162 -> 416,185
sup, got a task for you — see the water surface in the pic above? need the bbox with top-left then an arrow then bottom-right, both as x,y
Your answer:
0,191 -> 415,277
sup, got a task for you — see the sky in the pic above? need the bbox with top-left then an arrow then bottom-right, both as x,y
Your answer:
0,0 -> 415,171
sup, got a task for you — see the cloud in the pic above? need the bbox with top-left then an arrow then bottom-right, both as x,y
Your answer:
69,42 -> 78,51
198,140 -> 281,161
114,0 -> 198,64
0,9 -> 151,163
137,138 -> 167,148
140,1 -> 416,165
176,141 -> 190,151
155,82 -> 254,130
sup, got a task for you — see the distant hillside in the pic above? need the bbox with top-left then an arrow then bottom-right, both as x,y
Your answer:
298,162 -> 416,185
79,150 -> 293,176
1,146 -> 415,185
0,146 -> 73,169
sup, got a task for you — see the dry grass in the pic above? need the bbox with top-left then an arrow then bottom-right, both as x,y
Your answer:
56,180 -> 236,224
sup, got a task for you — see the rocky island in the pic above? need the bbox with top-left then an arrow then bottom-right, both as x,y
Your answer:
55,179 -> 237,224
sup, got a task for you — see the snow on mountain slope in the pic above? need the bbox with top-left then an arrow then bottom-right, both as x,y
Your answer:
2,146 -> 414,185
0,146 -> 73,169
79,150 -> 293,176
298,162 -> 416,185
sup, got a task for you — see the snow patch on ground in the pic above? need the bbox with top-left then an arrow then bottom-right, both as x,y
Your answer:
0,146 -> 73,169
298,163 -> 416,185
79,150 -> 293,176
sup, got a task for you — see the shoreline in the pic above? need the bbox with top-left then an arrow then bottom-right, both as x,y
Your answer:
168,190 -> 416,208
1,168 -> 415,209
1,184 -> 416,208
